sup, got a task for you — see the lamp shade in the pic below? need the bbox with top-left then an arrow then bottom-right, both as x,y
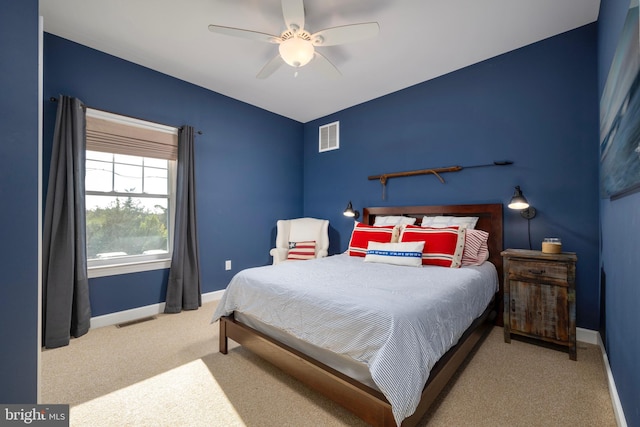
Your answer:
279,37 -> 315,67
343,201 -> 359,219
508,186 -> 530,210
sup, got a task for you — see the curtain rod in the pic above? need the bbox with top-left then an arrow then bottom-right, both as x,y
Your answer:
49,96 -> 203,135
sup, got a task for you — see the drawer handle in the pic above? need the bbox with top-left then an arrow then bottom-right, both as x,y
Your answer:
511,299 -> 515,312
528,269 -> 546,275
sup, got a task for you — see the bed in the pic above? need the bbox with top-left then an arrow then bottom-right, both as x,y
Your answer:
212,203 -> 503,426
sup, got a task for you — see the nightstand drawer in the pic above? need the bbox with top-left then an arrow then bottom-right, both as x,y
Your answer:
507,259 -> 568,285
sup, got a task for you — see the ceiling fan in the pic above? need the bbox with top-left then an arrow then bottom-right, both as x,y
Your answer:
208,0 -> 379,79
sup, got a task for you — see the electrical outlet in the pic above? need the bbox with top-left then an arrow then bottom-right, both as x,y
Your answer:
225,260 -> 232,271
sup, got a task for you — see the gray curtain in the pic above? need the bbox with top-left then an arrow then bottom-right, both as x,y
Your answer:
165,125 -> 202,313
42,96 -> 91,348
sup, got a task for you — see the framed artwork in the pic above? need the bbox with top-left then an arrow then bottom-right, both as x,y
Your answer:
600,0 -> 640,200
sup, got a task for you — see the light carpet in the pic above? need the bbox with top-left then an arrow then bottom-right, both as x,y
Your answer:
41,301 -> 616,426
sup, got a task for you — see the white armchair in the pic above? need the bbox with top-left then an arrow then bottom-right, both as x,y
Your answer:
270,217 -> 330,265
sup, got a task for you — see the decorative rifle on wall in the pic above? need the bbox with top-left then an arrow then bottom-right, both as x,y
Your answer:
368,160 -> 513,199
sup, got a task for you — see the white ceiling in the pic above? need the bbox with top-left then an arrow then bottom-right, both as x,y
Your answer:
39,0 -> 600,123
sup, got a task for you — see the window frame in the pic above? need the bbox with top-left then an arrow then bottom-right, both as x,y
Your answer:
84,109 -> 178,278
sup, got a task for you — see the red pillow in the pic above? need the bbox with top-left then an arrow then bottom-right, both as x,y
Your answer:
399,225 -> 465,268
348,223 -> 397,257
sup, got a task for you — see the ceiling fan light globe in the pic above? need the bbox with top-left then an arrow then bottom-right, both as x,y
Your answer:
279,37 -> 314,67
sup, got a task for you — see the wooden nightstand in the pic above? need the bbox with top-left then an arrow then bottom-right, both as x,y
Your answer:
501,249 -> 577,360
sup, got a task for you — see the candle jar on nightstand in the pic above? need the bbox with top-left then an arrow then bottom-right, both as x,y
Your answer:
542,237 -> 562,254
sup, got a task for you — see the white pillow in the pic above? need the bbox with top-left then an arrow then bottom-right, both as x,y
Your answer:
421,215 -> 479,229
364,241 -> 425,267
373,215 -> 417,226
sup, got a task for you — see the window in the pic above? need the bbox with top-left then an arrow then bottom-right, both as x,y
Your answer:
85,108 -> 178,277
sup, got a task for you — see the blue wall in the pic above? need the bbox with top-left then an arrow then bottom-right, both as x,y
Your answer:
43,34 -> 303,316
0,0 -> 39,402
303,24 -> 601,331
598,0 -> 640,424
0,3 -> 615,412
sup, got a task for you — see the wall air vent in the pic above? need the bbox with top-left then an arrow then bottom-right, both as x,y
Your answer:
116,316 -> 156,328
319,121 -> 339,153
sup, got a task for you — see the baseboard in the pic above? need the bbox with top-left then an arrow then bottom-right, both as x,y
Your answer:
577,327 -> 626,426
576,327 -> 598,344
89,290 -> 225,329
597,333 -> 628,427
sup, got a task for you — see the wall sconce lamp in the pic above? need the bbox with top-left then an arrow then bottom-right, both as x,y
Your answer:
508,186 -> 536,219
508,185 -> 536,249
343,201 -> 360,220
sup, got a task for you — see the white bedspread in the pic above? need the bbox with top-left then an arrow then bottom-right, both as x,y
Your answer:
212,254 -> 498,425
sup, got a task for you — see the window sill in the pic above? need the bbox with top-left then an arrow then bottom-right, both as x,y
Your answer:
88,258 -> 172,278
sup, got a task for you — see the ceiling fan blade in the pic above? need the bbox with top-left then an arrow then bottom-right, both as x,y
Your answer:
208,25 -> 280,44
281,0 -> 305,32
312,52 -> 341,79
311,22 -> 379,47
256,55 -> 285,79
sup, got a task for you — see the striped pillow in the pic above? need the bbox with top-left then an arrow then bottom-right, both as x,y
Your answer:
287,241 -> 316,261
348,223 -> 397,257
461,229 -> 490,266
364,241 -> 424,267
399,225 -> 465,268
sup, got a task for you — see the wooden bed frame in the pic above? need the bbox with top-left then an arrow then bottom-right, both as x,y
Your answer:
219,203 -> 504,426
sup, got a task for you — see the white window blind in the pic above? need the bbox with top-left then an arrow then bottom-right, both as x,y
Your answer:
86,108 -> 178,160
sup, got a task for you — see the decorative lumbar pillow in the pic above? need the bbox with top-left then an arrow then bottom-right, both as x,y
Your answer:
399,225 -> 465,268
348,223 -> 398,257
287,241 -> 316,261
421,215 -> 479,229
461,229 -> 490,266
364,241 -> 425,267
373,215 -> 417,226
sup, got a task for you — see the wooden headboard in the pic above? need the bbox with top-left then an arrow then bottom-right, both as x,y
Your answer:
363,203 -> 504,325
